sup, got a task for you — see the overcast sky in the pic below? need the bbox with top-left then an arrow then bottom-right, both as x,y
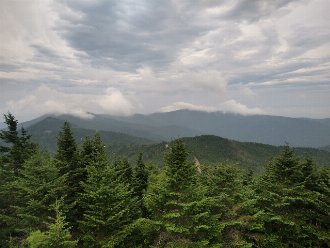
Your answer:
1,0 -> 330,121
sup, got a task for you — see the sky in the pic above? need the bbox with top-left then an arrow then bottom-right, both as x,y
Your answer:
1,0 -> 330,122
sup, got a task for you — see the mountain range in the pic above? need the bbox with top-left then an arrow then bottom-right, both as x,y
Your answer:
21,110 -> 330,148
10,110 -> 330,171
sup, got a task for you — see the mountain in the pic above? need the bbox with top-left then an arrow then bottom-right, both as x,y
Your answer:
112,135 -> 330,172
11,116 -> 329,171
21,110 -> 330,148
118,110 -> 330,148
320,145 -> 330,153
26,117 -> 154,152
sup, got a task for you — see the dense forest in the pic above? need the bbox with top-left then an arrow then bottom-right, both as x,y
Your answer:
0,113 -> 329,248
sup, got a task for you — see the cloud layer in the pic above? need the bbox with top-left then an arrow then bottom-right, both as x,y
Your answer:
1,0 -> 329,121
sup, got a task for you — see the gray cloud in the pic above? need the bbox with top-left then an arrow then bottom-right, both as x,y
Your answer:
0,0 -> 329,121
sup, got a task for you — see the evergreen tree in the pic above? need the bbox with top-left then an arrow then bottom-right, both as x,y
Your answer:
54,122 -> 84,232
249,147 -> 330,247
132,153 -> 149,217
145,139 -> 218,247
0,113 -> 37,246
27,200 -> 77,248
113,158 -> 133,187
13,151 -> 64,234
80,133 -> 107,170
79,164 -> 138,247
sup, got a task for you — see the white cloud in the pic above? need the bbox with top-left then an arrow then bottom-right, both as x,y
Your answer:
2,86 -> 140,121
98,88 -> 139,116
160,102 -> 218,113
161,100 -> 264,115
222,100 -> 264,115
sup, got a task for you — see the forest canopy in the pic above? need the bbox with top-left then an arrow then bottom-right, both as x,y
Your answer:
0,113 -> 329,247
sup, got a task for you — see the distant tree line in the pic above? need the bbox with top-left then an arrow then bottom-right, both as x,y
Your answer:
0,113 -> 329,247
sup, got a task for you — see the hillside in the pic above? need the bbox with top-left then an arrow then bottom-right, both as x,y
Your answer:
26,117 -> 154,152
16,116 -> 330,172
23,110 -> 330,148
108,135 -> 330,172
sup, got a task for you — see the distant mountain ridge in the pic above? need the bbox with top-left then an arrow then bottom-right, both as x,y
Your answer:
11,114 -> 329,172
22,110 -> 330,148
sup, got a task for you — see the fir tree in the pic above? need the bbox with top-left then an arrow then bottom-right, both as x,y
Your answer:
146,139 -> 218,247
0,113 -> 36,246
54,122 -> 84,232
132,153 -> 149,217
27,200 -> 77,248
79,164 -> 137,247
13,151 -> 64,234
249,147 -> 330,247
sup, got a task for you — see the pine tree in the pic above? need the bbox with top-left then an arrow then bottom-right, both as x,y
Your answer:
54,122 -> 84,232
79,164 -> 138,247
145,139 -> 218,247
113,158 -> 133,187
13,151 -> 64,234
132,153 -> 149,217
27,200 -> 77,248
0,112 -> 37,175
249,147 -> 330,247
0,113 -> 37,246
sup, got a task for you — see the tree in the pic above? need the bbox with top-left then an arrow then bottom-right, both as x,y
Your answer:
0,112 -> 37,175
145,139 -> 218,247
0,113 -> 37,246
13,151 -> 64,234
79,164 -> 138,247
132,153 -> 149,217
27,200 -> 77,248
249,147 -> 330,247
54,122 -> 84,232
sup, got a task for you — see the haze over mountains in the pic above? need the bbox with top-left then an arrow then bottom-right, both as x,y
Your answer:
22,110 -> 330,148
15,113 -> 330,170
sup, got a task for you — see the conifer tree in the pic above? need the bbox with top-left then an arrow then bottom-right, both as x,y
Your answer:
113,158 -> 133,187
79,164 -> 137,247
249,147 -> 330,247
14,151 -> 64,233
132,153 -> 149,217
27,200 -> 77,248
145,139 -> 218,247
54,122 -> 84,232
0,113 -> 37,246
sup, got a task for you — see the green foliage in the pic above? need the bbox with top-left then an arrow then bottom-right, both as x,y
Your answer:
1,114 -> 330,247
54,121 -> 85,232
13,151 -> 64,233
0,112 -> 37,176
79,163 -> 139,247
146,140 -> 220,247
27,200 -> 77,248
0,113 -> 37,246
248,147 -> 330,247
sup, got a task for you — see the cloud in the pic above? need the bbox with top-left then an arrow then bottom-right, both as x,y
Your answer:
160,102 -> 218,113
222,100 -> 264,115
1,85 -> 139,121
98,88 -> 139,116
0,0 -> 330,119
161,100 -> 264,115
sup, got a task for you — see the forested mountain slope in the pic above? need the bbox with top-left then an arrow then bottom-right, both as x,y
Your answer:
23,110 -> 330,147
21,117 -> 330,171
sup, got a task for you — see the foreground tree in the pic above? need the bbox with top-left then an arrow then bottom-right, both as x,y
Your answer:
27,200 -> 77,248
13,151 -> 64,234
145,140 -> 219,247
250,147 -> 330,247
132,153 -> 149,217
0,113 -> 37,246
54,122 -> 84,232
